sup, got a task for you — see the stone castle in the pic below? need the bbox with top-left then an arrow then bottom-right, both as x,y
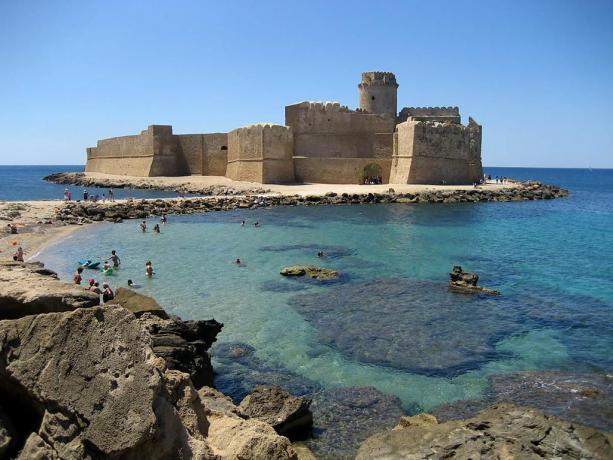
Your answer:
85,72 -> 483,184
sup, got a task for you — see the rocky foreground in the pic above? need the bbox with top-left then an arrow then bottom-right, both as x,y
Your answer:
1,260 -> 611,459
52,181 -> 569,224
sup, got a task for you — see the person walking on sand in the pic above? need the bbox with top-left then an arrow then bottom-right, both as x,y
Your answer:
140,221 -> 147,232
108,189 -> 114,202
64,188 -> 69,201
110,250 -> 121,268
83,189 -> 88,201
145,261 -> 154,277
74,267 -> 84,285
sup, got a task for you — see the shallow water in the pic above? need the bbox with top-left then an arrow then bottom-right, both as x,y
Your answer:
38,168 -> 613,419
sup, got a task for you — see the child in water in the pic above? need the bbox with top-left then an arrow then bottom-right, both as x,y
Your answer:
73,267 -> 83,285
145,261 -> 154,277
140,221 -> 147,232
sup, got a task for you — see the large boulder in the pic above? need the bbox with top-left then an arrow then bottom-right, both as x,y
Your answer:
0,261 -> 99,320
0,306 -> 212,459
138,313 -> 223,389
112,287 -> 169,318
280,266 -> 339,280
238,385 -> 313,440
356,403 -> 613,460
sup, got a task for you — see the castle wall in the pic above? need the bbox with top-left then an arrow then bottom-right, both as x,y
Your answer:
285,102 -> 395,183
225,124 -> 294,183
85,128 -> 156,176
177,133 -> 228,176
389,120 -> 482,185
148,125 -> 189,176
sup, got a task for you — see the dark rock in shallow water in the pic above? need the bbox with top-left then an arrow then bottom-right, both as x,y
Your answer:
238,385 -> 313,440
260,280 -> 311,293
288,278 -> 520,376
212,342 -> 321,403
304,387 -> 405,460
356,403 -> 613,460
280,265 -> 339,280
488,371 -> 613,433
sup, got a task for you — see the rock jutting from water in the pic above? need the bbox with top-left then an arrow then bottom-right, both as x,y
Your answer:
449,265 -> 500,295
355,403 -> 613,460
237,385 -> 313,440
280,265 -> 339,280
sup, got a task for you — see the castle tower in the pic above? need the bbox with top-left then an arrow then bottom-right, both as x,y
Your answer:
358,71 -> 398,117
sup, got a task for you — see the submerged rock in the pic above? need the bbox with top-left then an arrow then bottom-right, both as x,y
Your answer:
449,265 -> 500,295
356,403 -> 613,460
305,386 -> 405,460
0,261 -> 99,320
238,385 -> 313,440
212,342 -> 321,403
288,278 -> 518,376
280,266 -> 339,280
488,371 -> 613,433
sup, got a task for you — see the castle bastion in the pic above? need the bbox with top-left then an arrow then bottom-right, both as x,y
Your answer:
85,72 -> 483,185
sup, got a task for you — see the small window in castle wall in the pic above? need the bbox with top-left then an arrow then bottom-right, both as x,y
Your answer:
371,96 -> 375,100
220,146 -> 227,151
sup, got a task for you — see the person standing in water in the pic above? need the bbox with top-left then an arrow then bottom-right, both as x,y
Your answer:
140,221 -> 147,232
74,267 -> 83,285
145,261 -> 154,277
153,224 -> 161,233
13,246 -> 24,262
110,250 -> 121,268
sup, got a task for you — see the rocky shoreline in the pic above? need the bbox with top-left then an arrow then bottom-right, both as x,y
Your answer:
1,261 -> 611,459
52,181 -> 569,224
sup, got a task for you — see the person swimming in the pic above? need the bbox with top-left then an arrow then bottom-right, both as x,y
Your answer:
140,221 -> 147,232
235,258 -> 241,265
241,220 -> 245,226
153,224 -> 160,233
317,251 -> 325,257
127,279 -> 141,289
145,261 -> 154,277
254,221 -> 260,227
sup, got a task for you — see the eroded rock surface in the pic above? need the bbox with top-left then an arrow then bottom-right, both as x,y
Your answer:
139,312 -> 223,389
0,306 -> 211,459
112,287 -> 169,318
0,261 -> 99,320
238,385 -> 313,440
356,403 -> 613,460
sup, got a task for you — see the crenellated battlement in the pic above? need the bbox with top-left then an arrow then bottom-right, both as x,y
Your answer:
239,123 -> 292,132
359,71 -> 398,87
288,101 -> 351,112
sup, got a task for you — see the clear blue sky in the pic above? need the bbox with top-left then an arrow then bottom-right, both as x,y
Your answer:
1,0 -> 612,167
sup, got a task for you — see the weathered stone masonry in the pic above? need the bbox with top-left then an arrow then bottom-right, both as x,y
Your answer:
85,72 -> 484,185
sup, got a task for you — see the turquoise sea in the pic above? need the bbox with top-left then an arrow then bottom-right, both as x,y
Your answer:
27,167 -> 613,452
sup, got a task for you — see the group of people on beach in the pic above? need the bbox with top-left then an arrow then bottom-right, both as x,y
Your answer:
64,188 -> 115,202
363,176 -> 383,185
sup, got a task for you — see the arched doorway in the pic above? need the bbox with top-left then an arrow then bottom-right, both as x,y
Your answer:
362,163 -> 383,184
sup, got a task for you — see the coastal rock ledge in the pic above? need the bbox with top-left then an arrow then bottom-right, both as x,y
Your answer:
356,403 -> 613,460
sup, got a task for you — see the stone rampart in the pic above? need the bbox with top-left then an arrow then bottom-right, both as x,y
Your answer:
285,102 -> 395,183
390,120 -> 482,185
225,124 -> 294,183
